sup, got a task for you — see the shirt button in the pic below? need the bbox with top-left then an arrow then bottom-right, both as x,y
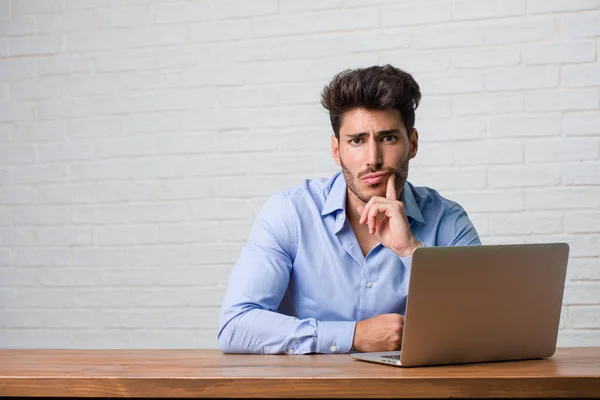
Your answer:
366,281 -> 373,288
330,345 -> 337,352
288,349 -> 294,354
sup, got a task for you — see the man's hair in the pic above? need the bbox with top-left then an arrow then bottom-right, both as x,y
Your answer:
320,64 -> 422,139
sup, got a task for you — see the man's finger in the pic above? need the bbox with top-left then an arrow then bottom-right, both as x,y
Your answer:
386,173 -> 397,200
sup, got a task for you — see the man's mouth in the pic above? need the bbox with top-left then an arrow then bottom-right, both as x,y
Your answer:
362,172 -> 388,186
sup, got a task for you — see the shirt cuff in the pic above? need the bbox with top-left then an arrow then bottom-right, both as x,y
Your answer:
316,320 -> 356,353
399,242 -> 425,269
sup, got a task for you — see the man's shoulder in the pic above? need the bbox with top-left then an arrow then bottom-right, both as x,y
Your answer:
409,182 -> 464,214
275,173 -> 338,206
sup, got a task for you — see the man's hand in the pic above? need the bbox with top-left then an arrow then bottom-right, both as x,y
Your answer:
352,313 -> 405,352
357,173 -> 422,257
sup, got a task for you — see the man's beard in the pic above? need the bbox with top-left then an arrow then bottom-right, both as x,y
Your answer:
340,158 -> 409,204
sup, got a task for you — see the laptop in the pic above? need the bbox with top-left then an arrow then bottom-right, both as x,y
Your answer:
352,243 -> 569,367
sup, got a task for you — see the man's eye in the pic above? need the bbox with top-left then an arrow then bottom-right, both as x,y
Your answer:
351,138 -> 363,144
382,135 -> 396,142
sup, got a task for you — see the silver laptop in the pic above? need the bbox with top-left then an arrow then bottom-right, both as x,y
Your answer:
352,243 -> 569,367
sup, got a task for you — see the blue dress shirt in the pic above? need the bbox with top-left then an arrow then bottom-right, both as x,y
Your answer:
218,171 -> 481,354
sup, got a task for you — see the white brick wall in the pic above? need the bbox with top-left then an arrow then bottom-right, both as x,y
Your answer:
0,0 -> 599,349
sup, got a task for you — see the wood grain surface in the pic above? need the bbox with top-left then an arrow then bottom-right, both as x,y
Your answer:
1,348 -> 600,398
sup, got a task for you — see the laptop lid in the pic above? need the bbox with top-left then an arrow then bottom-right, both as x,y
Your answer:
399,243 -> 569,367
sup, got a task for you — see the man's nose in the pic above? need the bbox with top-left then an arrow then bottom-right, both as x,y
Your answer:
366,139 -> 383,168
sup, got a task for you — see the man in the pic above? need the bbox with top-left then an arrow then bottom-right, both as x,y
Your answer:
218,65 -> 480,354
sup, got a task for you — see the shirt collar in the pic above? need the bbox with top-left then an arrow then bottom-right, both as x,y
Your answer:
321,172 -> 425,224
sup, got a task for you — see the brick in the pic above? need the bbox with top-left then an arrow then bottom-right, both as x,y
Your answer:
189,20 -> 249,43
96,226 -> 159,246
10,79 -> 63,100
0,101 -> 35,122
414,25 -> 484,49
563,112 -> 600,135
13,206 -> 70,226
0,310 -> 44,328
0,17 -> 35,36
563,65 -> 600,88
381,51 -> 450,73
442,191 -> 525,212
0,209 -> 9,227
159,222 -> 219,244
1,329 -> 74,348
15,288 -> 73,308
217,175 -> 306,198
11,165 -> 68,184
408,142 -> 454,166
454,140 -> 524,165
97,135 -> 156,159
38,99 -> 94,120
526,235 -> 600,257
418,71 -> 483,94
156,268 -> 220,287
156,133 -> 219,155
67,26 -> 187,52
558,330 -> 600,347
488,165 -> 562,188
37,140 -> 97,163
526,188 -> 600,210
13,248 -> 69,267
452,93 -> 524,115
562,12 -> 600,38
0,59 -> 35,81
11,0 -> 65,15
564,162 -> 600,185
94,6 -> 152,28
528,0 -> 600,13
182,65 -> 245,87
451,48 -> 521,69
189,199 -> 252,222
455,0 -> 525,20
0,187 -> 38,205
128,205 -> 187,223
566,212 -> 600,234
1,227 -> 93,246
525,139 -> 598,162
382,2 -> 453,27
279,0 -> 343,13
484,66 -> 559,91
216,0 -> 277,19
250,154 -> 314,176
72,330 -> 130,349
38,55 -> 94,76
485,16 -> 558,45
490,212 -> 563,235
251,14 -> 315,38
566,258 -> 600,281
73,288 -> 133,307
44,309 -> 102,328
72,248 -> 127,267
70,160 -> 129,181
72,205 -> 130,225
489,114 -> 561,137
132,330 -> 197,349
96,182 -> 158,203
188,288 -> 226,307
8,35 -> 62,56
153,2 -> 212,23
216,86 -> 279,109
220,221 -> 254,243
36,11 -> 94,34
0,145 -> 36,165
129,157 -> 186,179
418,118 -> 486,142
564,283 -> 600,305
522,41 -> 596,65
414,97 -> 451,118
129,112 -> 185,133
312,7 -> 380,32
411,167 -> 486,191
37,184 -> 95,205
526,89 -> 599,111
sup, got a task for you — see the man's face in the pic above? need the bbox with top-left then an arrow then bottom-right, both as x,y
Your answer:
331,108 -> 419,204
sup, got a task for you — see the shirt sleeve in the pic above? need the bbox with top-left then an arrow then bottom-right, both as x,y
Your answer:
399,203 -> 481,269
217,192 -> 356,354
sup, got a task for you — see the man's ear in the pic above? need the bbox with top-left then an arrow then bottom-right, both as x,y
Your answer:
409,129 -> 419,160
331,135 -> 341,166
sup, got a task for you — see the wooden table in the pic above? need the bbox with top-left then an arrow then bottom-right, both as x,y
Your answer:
1,348 -> 600,398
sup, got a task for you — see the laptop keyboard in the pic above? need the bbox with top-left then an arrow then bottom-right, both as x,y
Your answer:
382,354 -> 401,360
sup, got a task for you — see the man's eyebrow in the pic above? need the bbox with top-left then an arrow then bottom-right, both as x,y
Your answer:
345,129 -> 402,139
